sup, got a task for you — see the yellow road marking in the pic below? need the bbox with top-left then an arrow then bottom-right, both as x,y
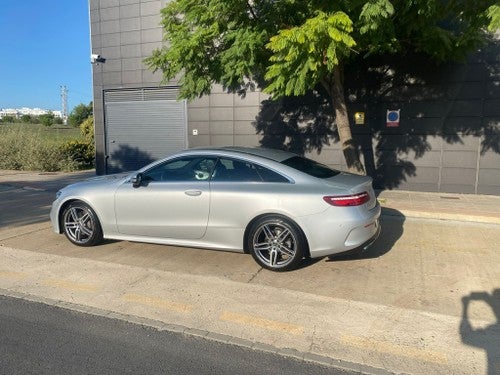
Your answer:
43,279 -> 100,292
341,334 -> 448,364
122,293 -> 193,313
0,270 -> 28,280
220,311 -> 304,335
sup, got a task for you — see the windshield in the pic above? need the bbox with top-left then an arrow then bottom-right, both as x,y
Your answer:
281,156 -> 340,179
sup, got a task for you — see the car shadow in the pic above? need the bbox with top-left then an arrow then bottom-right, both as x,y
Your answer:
326,207 -> 404,262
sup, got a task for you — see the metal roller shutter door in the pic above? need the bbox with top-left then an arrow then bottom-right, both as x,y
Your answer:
104,88 -> 187,173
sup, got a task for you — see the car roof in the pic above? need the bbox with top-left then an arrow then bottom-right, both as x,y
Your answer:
191,146 -> 296,163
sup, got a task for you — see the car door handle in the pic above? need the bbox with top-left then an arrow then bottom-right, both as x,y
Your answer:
185,190 -> 202,196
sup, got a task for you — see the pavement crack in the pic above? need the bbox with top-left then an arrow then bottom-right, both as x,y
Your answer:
125,273 -> 150,289
247,267 -> 263,283
308,325 -> 317,352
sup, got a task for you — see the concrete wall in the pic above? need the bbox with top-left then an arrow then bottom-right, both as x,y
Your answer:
89,0 -> 500,195
89,0 -> 168,174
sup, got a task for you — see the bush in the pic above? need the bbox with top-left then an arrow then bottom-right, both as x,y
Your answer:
80,116 -> 94,141
1,115 -> 16,123
39,112 -> 55,127
60,140 -> 95,170
0,125 -> 95,172
0,128 -> 64,171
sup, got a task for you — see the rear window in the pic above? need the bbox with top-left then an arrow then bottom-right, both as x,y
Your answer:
281,156 -> 340,178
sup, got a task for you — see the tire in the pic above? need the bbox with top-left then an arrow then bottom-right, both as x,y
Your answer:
62,202 -> 103,247
247,216 -> 306,272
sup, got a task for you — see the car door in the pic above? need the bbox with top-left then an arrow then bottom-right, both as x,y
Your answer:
114,156 -> 217,240
208,157 -> 292,230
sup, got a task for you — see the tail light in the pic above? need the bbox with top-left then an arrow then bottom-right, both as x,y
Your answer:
323,192 -> 370,207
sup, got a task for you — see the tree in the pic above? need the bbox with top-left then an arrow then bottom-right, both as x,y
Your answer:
1,115 -> 16,123
39,112 -> 55,127
21,114 -> 32,123
68,102 -> 93,127
146,1 -> 500,174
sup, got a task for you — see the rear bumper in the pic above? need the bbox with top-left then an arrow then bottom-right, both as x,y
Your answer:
304,201 -> 381,258
360,219 -> 381,251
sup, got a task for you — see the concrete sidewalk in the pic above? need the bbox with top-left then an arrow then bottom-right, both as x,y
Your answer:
377,189 -> 500,225
1,169 -> 499,224
1,245 -> 496,375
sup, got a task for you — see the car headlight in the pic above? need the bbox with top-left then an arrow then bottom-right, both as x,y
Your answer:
55,190 -> 62,199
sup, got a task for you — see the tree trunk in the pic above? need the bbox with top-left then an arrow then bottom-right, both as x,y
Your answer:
326,65 -> 365,175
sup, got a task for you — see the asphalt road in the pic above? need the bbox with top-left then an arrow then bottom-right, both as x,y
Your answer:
0,295 -> 351,375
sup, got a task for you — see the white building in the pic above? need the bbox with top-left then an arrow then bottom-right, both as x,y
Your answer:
0,108 -> 62,119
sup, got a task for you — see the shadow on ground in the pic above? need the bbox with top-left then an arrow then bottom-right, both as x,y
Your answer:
460,289 -> 500,375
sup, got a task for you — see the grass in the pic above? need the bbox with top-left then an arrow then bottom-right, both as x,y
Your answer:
0,122 -> 81,141
0,123 -> 93,172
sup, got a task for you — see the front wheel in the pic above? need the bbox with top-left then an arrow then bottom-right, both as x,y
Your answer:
62,202 -> 103,246
247,216 -> 306,272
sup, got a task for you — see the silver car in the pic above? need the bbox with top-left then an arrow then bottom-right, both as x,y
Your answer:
50,147 -> 381,271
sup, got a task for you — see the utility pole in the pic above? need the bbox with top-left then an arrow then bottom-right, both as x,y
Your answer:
60,85 -> 68,125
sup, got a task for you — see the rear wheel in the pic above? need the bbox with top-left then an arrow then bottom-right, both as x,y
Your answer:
247,216 -> 306,272
62,202 -> 103,246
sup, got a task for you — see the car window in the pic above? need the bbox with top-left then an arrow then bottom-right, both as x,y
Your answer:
212,158 -> 262,182
254,164 -> 290,183
281,156 -> 340,178
211,158 -> 289,183
143,156 -> 217,182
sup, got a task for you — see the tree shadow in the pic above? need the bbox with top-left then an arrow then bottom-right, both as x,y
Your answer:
253,41 -> 500,191
460,289 -> 500,375
326,208 -> 404,262
107,145 -> 155,174
255,87 -> 337,155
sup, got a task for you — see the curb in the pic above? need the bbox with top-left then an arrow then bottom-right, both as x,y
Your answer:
0,288 -> 394,375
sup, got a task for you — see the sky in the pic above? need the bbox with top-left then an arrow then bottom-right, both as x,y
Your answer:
0,0 -> 92,112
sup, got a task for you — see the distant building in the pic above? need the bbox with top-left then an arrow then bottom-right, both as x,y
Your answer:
0,109 -> 19,118
0,108 -> 62,119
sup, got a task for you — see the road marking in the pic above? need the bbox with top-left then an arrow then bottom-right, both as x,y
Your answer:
0,270 -> 28,280
341,334 -> 448,364
121,293 -> 193,313
220,311 -> 304,335
43,279 -> 100,292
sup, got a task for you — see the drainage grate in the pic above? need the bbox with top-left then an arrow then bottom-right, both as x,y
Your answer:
440,196 -> 460,200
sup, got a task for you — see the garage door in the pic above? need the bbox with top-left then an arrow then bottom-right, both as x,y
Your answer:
104,87 -> 187,174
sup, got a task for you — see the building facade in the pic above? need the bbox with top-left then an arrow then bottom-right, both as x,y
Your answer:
89,0 -> 500,195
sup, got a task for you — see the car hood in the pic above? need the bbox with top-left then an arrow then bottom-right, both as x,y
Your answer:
61,172 -> 131,192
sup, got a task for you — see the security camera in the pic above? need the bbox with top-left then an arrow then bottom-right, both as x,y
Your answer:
91,54 -> 106,64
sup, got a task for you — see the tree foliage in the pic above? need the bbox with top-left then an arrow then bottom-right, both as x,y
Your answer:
39,112 -> 55,127
147,0 -> 499,172
68,102 -> 93,127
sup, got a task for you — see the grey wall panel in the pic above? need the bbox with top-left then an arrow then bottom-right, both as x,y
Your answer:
441,151 -> 478,168
120,17 -> 141,32
120,4 -> 140,18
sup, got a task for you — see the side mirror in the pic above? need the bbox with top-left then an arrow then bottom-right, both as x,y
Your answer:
131,173 -> 143,188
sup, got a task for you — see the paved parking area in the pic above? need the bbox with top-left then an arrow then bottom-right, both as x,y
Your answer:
1,170 -> 499,374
